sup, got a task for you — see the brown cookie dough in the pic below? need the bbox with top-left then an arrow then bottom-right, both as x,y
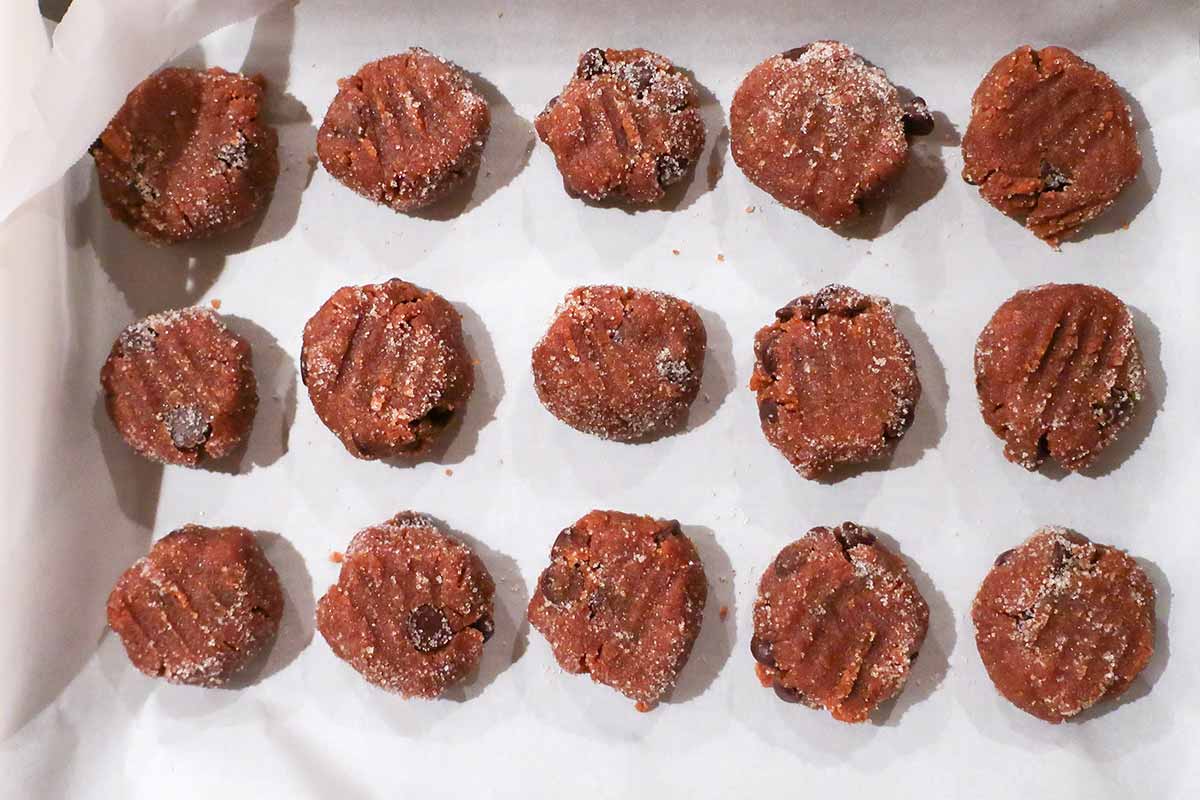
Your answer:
301,279 -> 473,459
531,285 -> 706,441
973,527 -> 1155,723
749,285 -> 920,479
106,525 -> 283,686
89,67 -> 278,245
535,48 -> 705,204
316,512 -> 495,698
317,49 -> 490,212
730,41 -> 933,228
528,510 -> 707,709
975,283 -> 1144,472
751,523 -> 928,722
962,46 -> 1141,246
100,307 -> 258,467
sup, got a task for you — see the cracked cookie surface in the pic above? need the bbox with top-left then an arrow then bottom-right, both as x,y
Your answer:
749,284 -> 920,479
975,283 -> 1144,472
317,513 -> 495,698
528,510 -> 707,709
107,525 -> 283,686
535,48 -> 705,204
90,67 -> 278,244
101,307 -> 258,467
730,41 -> 932,228
973,527 -> 1155,723
318,48 -> 490,212
961,45 -> 1141,246
301,279 -> 473,459
751,523 -> 928,723
532,285 -> 706,441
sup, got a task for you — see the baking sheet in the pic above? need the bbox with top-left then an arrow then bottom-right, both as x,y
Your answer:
2,0 -> 1198,797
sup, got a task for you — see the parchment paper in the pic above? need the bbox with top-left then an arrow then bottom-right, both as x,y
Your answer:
2,1 -> 1198,797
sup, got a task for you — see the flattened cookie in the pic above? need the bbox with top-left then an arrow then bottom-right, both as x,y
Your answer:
730,41 -> 933,228
90,67 -> 278,244
975,283 -> 1144,472
962,46 -> 1141,246
100,307 -> 258,467
106,525 -> 283,686
318,49 -> 491,212
531,285 -> 706,441
316,512 -> 495,698
750,285 -> 920,479
535,48 -> 705,203
751,523 -> 929,723
528,510 -> 707,709
973,527 -> 1155,723
301,279 -> 474,459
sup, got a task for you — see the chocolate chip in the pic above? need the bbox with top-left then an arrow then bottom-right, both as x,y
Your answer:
750,634 -> 775,667
1040,161 -> 1071,191
119,324 -> 157,353
540,564 -> 584,606
469,613 -> 495,643
780,45 -> 811,61
993,548 -> 1016,567
654,520 -> 682,544
164,405 -> 211,450
835,522 -> 876,550
655,153 -> 686,187
626,59 -> 657,97
656,356 -> 692,385
773,678 -> 805,703
902,97 -> 935,137
216,132 -> 249,171
758,398 -> 779,425
577,48 -> 608,79
774,304 -> 796,322
773,544 -> 806,577
406,604 -> 453,653
552,526 -> 583,556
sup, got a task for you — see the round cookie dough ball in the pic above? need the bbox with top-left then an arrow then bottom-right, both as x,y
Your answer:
751,523 -> 928,722
528,510 -> 707,710
975,283 -> 1144,473
316,512 -> 495,698
317,48 -> 491,212
100,307 -> 258,467
730,41 -> 933,228
301,279 -> 474,459
962,46 -> 1141,247
89,67 -> 278,244
106,525 -> 283,686
749,284 -> 920,479
535,48 -> 705,204
973,527 -> 1155,723
531,285 -> 706,441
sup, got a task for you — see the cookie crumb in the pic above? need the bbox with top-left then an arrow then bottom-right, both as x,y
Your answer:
210,298 -> 222,309
671,248 -> 680,256
745,205 -> 755,213
444,468 -> 454,477
716,253 -> 725,263
719,605 -> 729,621
330,551 -> 344,563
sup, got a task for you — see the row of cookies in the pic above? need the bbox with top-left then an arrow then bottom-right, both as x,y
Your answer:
89,42 -> 1141,248
100,280 -> 1146,478
106,512 -> 1156,725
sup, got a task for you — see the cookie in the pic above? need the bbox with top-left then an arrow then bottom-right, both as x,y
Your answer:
751,523 -> 928,723
106,525 -> 283,686
730,41 -> 933,228
535,48 -> 705,203
962,46 -> 1141,246
316,512 -> 495,698
89,67 -> 278,244
531,285 -> 706,441
301,279 -> 473,459
973,527 -> 1155,723
749,285 -> 920,479
975,283 -> 1144,472
528,510 -> 707,709
317,49 -> 490,212
100,307 -> 258,467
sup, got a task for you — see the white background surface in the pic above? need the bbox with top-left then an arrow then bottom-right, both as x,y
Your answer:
1,1 -> 1198,797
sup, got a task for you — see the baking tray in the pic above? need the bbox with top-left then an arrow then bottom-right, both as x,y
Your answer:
1,0 -> 1198,797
